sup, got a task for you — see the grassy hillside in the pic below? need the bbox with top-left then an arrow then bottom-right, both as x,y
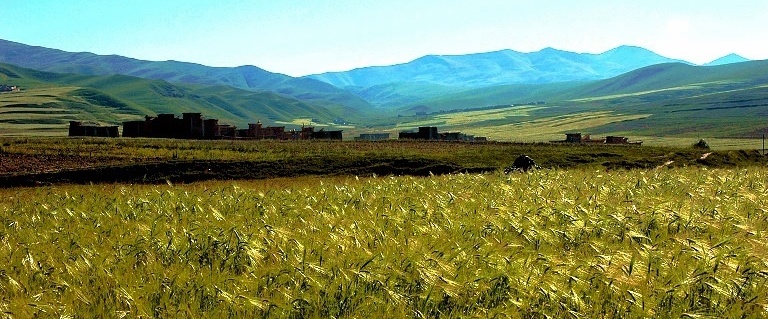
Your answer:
570,61 -> 768,98
3,41 -> 768,143
0,63 -> 344,136
394,81 -> 584,114
347,81 -> 461,107
382,60 -> 768,144
0,39 -> 373,116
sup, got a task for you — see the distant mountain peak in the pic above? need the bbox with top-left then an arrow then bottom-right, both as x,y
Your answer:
536,47 -> 566,53
605,45 -> 654,53
308,45 -> 691,90
704,53 -> 750,66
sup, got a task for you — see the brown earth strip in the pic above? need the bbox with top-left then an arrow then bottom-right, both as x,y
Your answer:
0,157 -> 493,187
0,148 -> 764,187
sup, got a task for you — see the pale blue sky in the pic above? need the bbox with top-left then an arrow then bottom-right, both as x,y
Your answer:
2,0 -> 767,76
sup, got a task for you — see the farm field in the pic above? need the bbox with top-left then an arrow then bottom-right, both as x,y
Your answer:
0,87 -> 81,136
1,137 -> 766,186
1,167 -> 767,317
4,7 -> 768,318
385,100 -> 768,148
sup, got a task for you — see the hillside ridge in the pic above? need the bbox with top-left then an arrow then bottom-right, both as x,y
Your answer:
0,39 -> 373,115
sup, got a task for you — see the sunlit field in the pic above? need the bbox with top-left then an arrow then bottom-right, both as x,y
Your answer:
2,167 -> 767,318
392,108 -> 652,144
0,87 -> 80,136
459,111 -> 651,143
395,105 -> 546,128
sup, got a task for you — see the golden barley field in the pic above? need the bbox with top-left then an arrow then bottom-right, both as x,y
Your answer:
1,167 -> 767,318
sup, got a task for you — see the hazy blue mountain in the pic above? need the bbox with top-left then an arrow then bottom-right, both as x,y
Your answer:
0,39 -> 373,115
704,54 -> 750,66
307,46 -> 688,90
397,60 -> 768,114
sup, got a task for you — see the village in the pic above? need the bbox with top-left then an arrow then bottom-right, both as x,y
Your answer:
67,112 -> 641,146
551,133 -> 642,145
68,113 -> 343,140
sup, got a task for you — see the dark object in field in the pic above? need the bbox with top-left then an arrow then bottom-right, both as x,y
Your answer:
694,139 -> 710,149
504,155 -> 541,173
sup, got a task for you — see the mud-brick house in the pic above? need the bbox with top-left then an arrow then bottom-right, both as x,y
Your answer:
217,125 -> 237,138
355,133 -> 391,141
68,121 -> 119,137
242,122 -> 334,140
399,127 -> 439,140
606,136 -> 642,145
123,113 -> 235,139
181,113 -> 204,139
248,122 -> 288,139
557,133 -> 605,144
311,129 -> 343,140
203,119 -> 220,139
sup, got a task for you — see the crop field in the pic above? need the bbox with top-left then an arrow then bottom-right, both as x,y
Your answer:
465,111 -> 651,143
568,84 -> 709,103
0,88 -> 79,136
2,137 -> 765,180
395,105 -> 547,128
275,118 -> 355,129
1,167 -> 767,318
0,87 -> 144,137
396,110 -> 651,144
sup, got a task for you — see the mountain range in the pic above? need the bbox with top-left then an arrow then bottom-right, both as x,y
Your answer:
305,46 -> 751,107
308,46 -> 687,88
0,38 -> 765,140
0,39 -> 373,117
2,39 -> 751,109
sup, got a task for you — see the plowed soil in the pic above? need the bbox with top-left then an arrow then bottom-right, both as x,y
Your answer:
0,153 -> 492,187
1,149 -> 765,187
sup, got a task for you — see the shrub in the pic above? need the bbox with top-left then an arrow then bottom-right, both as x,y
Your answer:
693,139 -> 710,149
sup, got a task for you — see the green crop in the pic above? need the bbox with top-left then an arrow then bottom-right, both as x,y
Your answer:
1,168 -> 767,318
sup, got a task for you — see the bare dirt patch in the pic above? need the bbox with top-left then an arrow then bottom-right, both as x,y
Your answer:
0,156 -> 493,187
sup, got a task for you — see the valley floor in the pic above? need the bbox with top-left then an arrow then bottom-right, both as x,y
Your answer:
0,137 -> 765,186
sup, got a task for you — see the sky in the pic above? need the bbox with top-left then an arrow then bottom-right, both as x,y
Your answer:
2,0 -> 767,76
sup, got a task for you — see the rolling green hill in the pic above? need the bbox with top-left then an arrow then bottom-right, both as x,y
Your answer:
400,60 -> 768,112
566,61 -> 768,98
387,60 -> 768,144
0,39 -> 373,117
2,38 -> 767,144
568,61 -> 768,137
0,63 -> 342,136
